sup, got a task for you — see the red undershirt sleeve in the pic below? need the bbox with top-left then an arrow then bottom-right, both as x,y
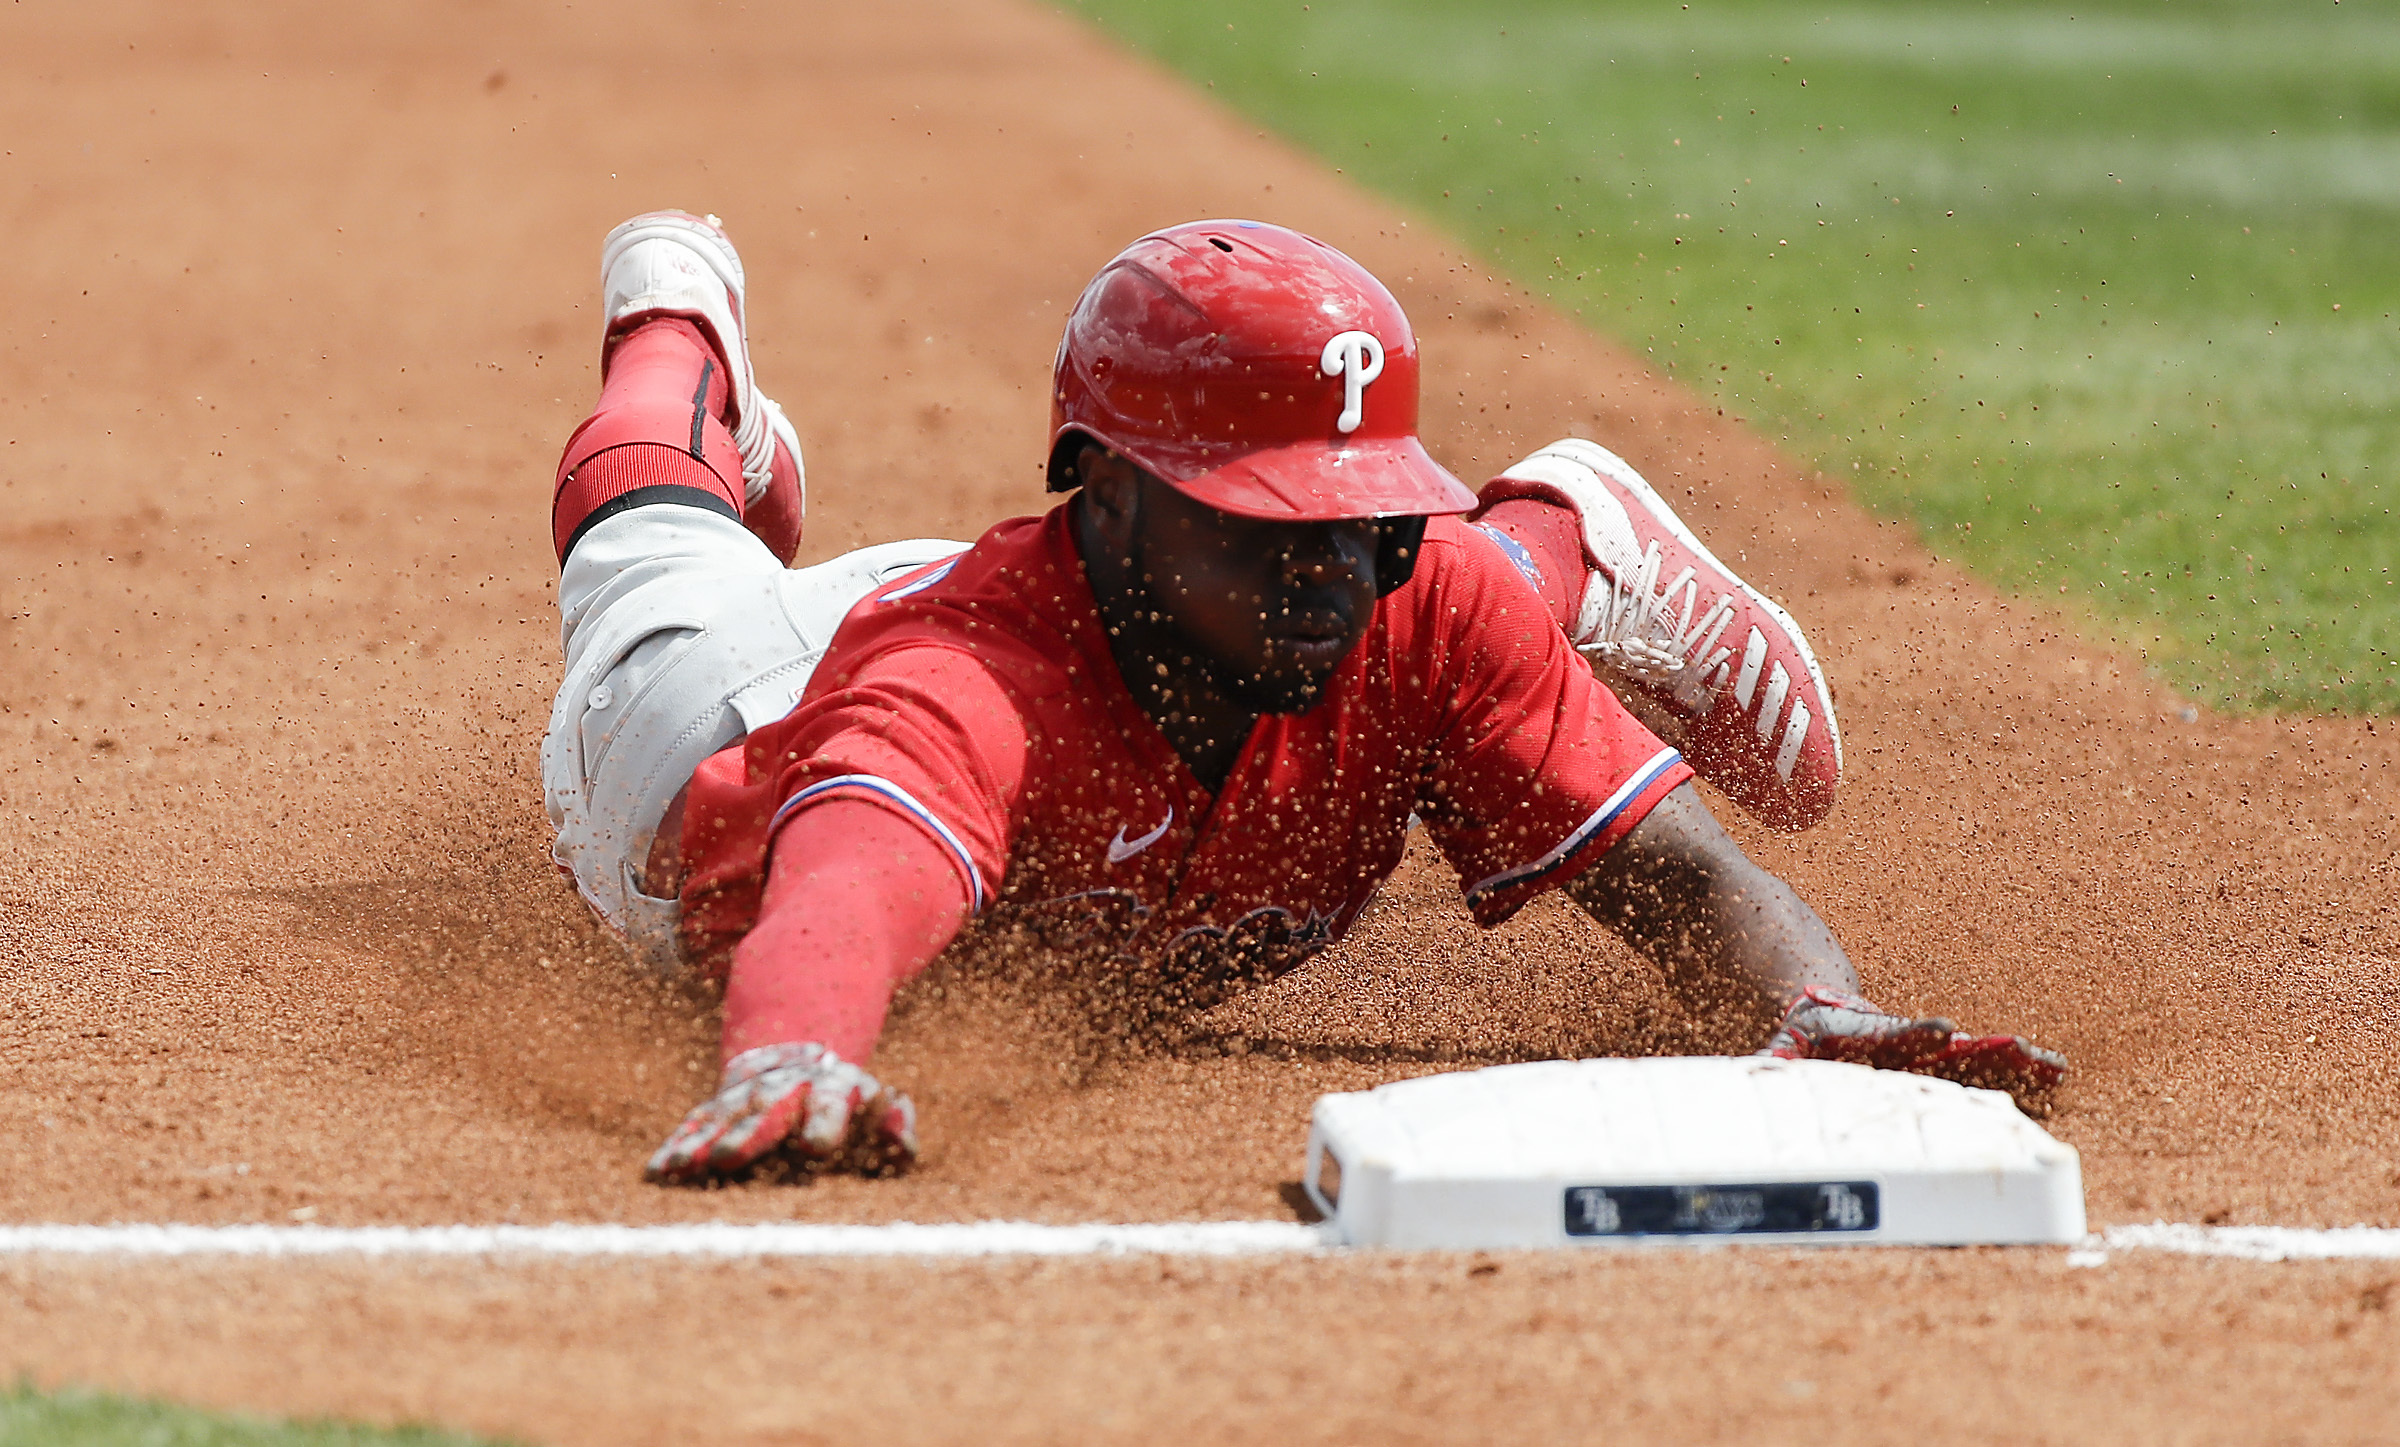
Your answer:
718,795 -> 972,1065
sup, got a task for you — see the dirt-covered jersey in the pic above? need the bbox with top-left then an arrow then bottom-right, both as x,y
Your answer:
677,505 -> 1690,994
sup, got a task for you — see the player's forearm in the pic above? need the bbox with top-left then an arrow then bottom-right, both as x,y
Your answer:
1566,784 -> 1858,1026
1662,862 -> 1859,1015
719,797 -> 971,1064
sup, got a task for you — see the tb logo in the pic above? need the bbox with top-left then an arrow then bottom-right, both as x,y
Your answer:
1319,330 -> 1385,434
1818,1182 -> 1869,1230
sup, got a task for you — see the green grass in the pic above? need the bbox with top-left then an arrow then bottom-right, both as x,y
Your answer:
0,1384 -> 509,1447
1063,0 -> 2400,712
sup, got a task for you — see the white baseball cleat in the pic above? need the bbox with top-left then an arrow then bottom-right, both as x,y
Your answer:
1488,437 -> 1842,830
599,209 -> 800,509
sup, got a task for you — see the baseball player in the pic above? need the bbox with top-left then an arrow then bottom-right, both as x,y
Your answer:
539,212 -> 2065,1182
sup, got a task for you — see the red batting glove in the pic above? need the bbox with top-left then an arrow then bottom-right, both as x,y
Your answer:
644,1042 -> 919,1184
1917,1029 -> 2068,1102
1761,987 -> 1957,1068
1760,987 -> 2067,1108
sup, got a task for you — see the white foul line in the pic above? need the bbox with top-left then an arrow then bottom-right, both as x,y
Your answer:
2067,1223 -> 2400,1267
0,1221 -> 2393,1261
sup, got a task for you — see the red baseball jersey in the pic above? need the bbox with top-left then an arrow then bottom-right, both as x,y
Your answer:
678,506 -> 1690,994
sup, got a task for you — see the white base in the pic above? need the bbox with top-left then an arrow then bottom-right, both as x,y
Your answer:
1304,1056 -> 2084,1249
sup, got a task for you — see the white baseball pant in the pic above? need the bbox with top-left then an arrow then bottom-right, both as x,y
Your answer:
541,503 -> 965,970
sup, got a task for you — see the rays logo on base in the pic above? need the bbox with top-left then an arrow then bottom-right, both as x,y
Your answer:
1564,1181 -> 1879,1237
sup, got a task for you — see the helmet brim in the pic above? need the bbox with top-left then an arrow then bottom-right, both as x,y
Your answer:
1168,433 -> 1477,521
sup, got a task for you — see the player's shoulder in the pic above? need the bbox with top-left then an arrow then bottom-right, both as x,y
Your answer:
1396,513 -> 1549,607
1366,511 -> 1569,693
824,507 -> 1095,703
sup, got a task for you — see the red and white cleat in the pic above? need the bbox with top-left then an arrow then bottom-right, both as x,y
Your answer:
599,209 -> 803,515
1485,437 -> 1842,830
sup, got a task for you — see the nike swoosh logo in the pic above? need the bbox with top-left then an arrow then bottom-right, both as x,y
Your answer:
1106,809 -> 1174,865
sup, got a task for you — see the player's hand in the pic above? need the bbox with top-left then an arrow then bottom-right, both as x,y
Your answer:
644,1042 -> 918,1184
1759,986 -> 2066,1107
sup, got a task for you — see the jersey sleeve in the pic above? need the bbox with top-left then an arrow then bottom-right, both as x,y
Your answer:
758,642 -> 1027,908
1409,521 -> 1693,925
679,641 -> 1030,966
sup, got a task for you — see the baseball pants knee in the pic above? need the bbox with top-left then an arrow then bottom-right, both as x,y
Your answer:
540,504 -> 965,971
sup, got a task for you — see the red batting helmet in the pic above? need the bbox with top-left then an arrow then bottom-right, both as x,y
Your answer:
1047,220 -> 1476,522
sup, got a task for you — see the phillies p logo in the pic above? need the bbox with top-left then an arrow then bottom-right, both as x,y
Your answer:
1319,330 -> 1385,434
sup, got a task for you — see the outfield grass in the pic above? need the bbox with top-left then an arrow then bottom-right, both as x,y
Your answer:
1065,0 -> 2400,712
0,1384 -> 508,1447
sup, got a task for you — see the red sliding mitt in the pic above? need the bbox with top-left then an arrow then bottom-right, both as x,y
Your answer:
645,1042 -> 918,1184
1761,987 -> 2066,1109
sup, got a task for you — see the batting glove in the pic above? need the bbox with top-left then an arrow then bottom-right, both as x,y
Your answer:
644,1042 -> 919,1184
1760,987 -> 2067,1106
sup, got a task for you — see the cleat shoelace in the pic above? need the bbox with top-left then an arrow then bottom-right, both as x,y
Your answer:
728,393 -> 783,506
1580,540 -> 1741,707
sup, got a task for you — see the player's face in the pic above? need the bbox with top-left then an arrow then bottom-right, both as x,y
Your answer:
1129,476 -> 1382,714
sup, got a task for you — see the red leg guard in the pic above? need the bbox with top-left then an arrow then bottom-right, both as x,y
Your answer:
552,318 -> 802,565
604,316 -> 731,416
553,319 -> 743,561
552,442 -> 738,563
1466,494 -> 1587,634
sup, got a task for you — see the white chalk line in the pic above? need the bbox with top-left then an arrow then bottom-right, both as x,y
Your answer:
2066,1223 -> 2400,1267
1,1221 -> 2397,1262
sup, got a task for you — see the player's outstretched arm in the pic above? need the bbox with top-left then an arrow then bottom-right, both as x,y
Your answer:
1564,784 -> 2065,1102
1566,783 -> 1858,1020
646,798 -> 970,1183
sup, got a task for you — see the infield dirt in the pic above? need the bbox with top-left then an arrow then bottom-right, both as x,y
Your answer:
3,0 -> 2395,1442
